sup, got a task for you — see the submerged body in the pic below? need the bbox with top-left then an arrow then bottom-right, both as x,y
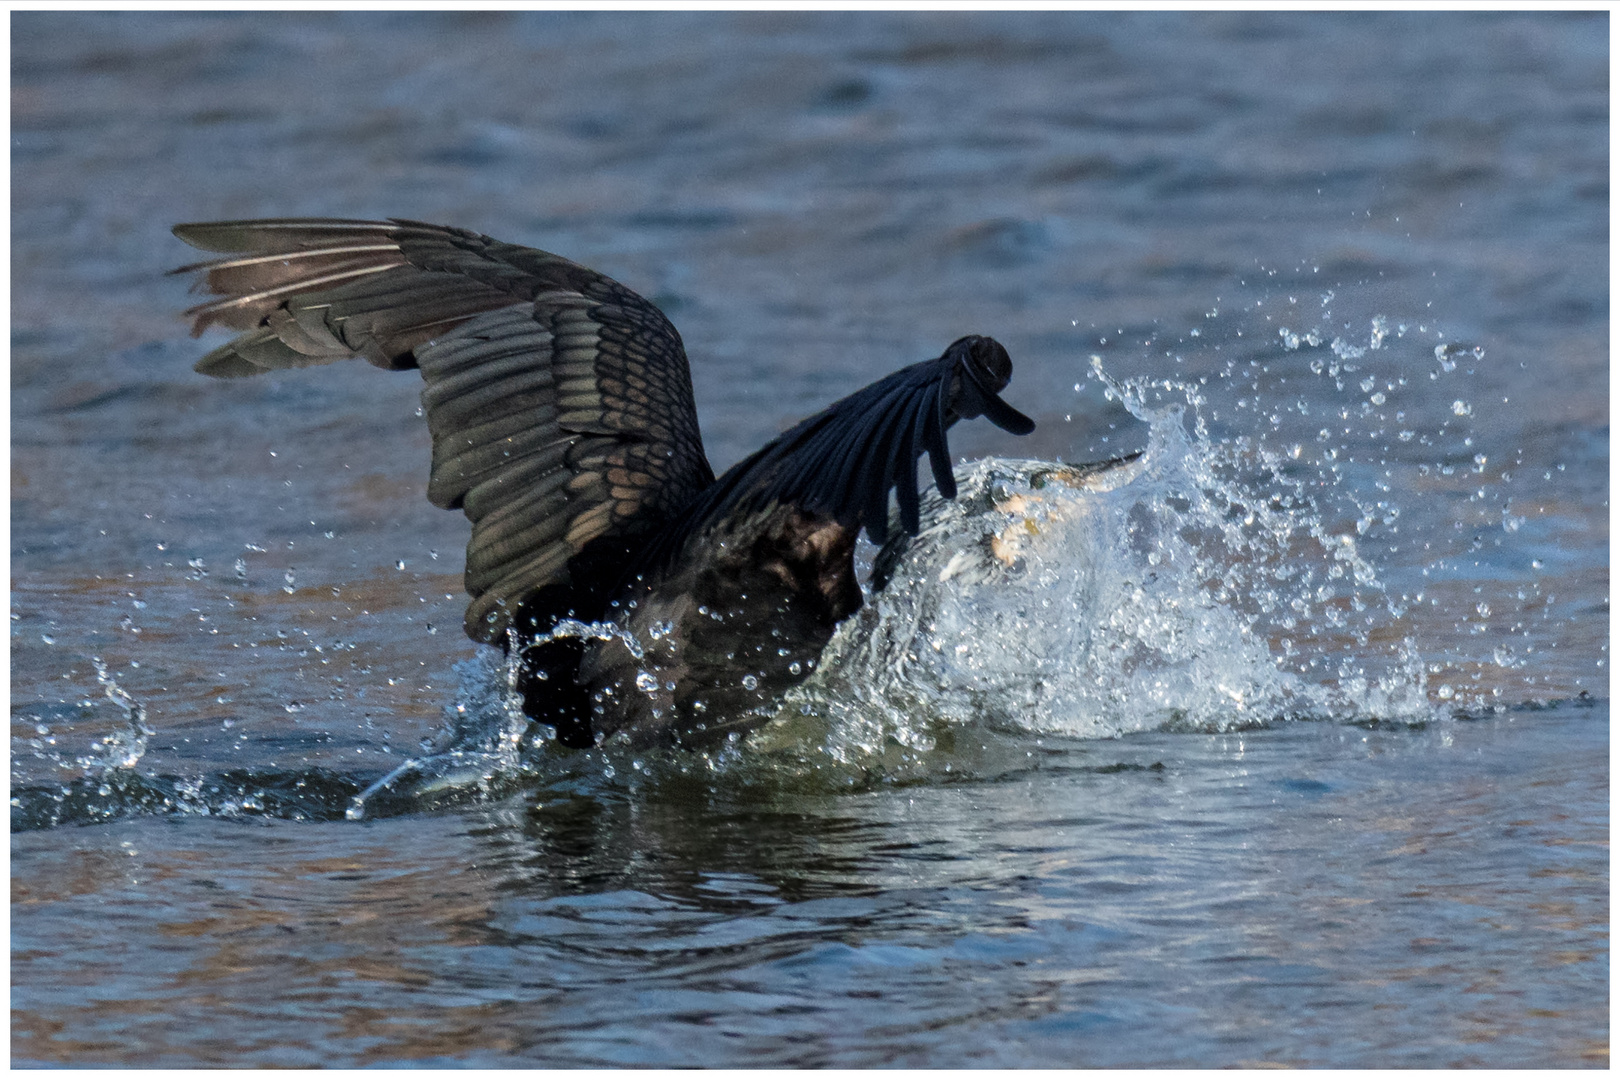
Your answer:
172,218 -> 1034,748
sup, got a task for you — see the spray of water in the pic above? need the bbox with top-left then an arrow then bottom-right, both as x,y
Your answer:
346,618 -> 647,818
348,350 -> 1430,804
20,303 -> 1521,825
86,657 -> 153,772
722,355 -> 1434,785
38,327 -> 1444,822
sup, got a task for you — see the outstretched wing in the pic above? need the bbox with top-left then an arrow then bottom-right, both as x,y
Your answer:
646,334 -> 1035,569
172,218 -> 715,643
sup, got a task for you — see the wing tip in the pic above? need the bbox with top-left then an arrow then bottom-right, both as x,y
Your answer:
194,348 -> 265,379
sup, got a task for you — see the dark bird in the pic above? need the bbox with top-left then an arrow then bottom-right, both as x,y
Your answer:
172,218 -> 1035,750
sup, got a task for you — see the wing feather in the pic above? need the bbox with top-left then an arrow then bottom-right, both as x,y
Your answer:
922,379 -> 957,499
644,339 -> 1033,573
173,218 -> 715,643
821,381 -> 911,516
891,393 -> 927,536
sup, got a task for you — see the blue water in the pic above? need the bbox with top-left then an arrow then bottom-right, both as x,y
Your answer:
11,10 -> 1608,1067
11,703 -> 1608,1067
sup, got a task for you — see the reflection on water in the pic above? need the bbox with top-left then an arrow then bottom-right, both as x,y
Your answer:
11,9 -> 1607,1069
12,704 -> 1607,1067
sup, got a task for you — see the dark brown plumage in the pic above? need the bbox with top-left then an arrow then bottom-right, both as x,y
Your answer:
172,218 -> 1035,749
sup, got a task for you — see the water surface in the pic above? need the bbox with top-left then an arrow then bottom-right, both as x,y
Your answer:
11,11 -> 1608,1067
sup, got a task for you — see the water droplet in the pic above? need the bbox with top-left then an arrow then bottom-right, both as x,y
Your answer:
741,674 -> 759,691
635,671 -> 658,693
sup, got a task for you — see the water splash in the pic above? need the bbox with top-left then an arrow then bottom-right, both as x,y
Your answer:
1081,357 -> 1430,720
11,659 -> 304,830
733,358 -> 1432,783
345,353 -> 1436,800
86,657 -> 153,771
19,351 -> 1443,824
345,618 -> 649,819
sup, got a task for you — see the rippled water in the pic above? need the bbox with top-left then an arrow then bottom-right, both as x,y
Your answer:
11,10 -> 1608,1067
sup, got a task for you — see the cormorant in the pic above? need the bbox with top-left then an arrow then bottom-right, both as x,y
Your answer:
172,218 -> 1035,750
